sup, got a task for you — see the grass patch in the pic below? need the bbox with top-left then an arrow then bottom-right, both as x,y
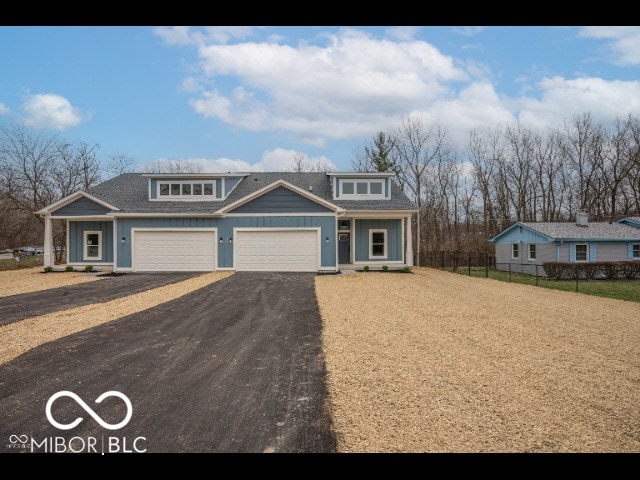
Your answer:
449,266 -> 640,303
0,256 -> 44,271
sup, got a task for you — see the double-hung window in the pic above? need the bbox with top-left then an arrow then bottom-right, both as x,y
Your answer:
369,229 -> 387,259
528,244 -> 536,261
511,243 -> 519,259
575,243 -> 589,262
632,243 -> 640,259
84,231 -> 102,261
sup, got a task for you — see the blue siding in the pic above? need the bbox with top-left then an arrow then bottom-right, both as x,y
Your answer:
230,187 -> 331,213
354,219 -> 402,262
116,216 -> 336,269
590,242 -> 596,262
492,225 -> 552,244
53,197 -> 110,216
68,221 -> 114,263
223,176 -> 242,196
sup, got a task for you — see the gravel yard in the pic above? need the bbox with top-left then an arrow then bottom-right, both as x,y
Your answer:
316,268 -> 640,453
1,266 -> 639,453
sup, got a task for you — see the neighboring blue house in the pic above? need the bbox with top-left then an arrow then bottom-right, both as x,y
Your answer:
36,172 -> 416,273
489,212 -> 640,275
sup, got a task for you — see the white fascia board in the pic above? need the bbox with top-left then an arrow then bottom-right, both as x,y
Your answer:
108,212 -> 224,218
141,173 -> 251,179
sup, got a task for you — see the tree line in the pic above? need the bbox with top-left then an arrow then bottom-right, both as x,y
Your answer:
352,112 -> 640,262
2,112 -> 640,261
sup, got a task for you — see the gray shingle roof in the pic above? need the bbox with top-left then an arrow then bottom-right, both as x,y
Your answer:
520,221 -> 640,240
86,172 -> 415,214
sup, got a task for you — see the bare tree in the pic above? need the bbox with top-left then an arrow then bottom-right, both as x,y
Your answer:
106,153 -> 136,178
390,116 -> 449,265
138,158 -> 203,173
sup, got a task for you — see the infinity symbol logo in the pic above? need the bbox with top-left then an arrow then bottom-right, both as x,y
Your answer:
9,434 -> 29,444
46,391 -> 132,430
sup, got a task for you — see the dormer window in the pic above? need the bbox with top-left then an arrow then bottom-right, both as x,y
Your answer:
158,181 -> 215,199
338,179 -> 386,199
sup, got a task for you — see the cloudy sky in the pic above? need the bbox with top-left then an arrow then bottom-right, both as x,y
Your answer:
1,26 -> 639,173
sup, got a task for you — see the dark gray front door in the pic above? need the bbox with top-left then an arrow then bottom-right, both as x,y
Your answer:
338,233 -> 350,264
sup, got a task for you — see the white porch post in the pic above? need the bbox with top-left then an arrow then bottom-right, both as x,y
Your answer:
406,214 -> 414,267
43,215 -> 53,268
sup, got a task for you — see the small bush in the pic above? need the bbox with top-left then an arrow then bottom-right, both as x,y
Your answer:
403,266 -> 411,273
363,265 -> 370,272
382,265 -> 389,271
44,266 -> 54,273
65,265 -> 74,272
84,265 -> 94,272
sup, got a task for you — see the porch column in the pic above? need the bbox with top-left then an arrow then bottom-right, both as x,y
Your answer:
43,215 -> 53,268
406,214 -> 413,267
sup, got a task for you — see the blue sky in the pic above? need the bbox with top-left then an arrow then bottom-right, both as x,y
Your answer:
1,26 -> 639,174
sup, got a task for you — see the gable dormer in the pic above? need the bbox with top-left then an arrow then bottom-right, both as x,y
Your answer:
327,172 -> 393,200
146,173 -> 248,201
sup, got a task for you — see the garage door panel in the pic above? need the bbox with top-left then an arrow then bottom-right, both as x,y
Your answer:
236,230 -> 318,272
134,230 -> 216,272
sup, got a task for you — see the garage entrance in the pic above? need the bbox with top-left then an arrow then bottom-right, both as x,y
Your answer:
133,229 -> 216,271
235,229 -> 319,272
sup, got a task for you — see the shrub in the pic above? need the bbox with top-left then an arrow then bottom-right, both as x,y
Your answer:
363,265 -> 370,272
403,266 -> 411,273
65,265 -> 74,272
382,265 -> 389,271
44,266 -> 54,273
84,265 -> 94,272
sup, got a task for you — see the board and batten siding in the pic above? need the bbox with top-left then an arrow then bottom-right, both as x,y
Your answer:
52,197 -> 111,216
68,221 -> 114,263
354,218 -> 402,262
116,215 -> 336,269
230,187 -> 332,214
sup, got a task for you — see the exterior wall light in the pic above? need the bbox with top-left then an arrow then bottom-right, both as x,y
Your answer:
121,237 -> 126,244
325,236 -> 330,244
219,237 -> 224,244
229,237 -> 233,244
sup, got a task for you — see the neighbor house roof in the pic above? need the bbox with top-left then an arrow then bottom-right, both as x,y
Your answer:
490,220 -> 640,242
83,172 -> 415,215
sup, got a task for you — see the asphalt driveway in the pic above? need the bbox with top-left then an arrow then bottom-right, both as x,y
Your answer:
0,272 -> 203,326
0,272 -> 336,453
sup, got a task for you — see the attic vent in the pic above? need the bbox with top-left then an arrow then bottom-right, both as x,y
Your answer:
309,185 -> 313,191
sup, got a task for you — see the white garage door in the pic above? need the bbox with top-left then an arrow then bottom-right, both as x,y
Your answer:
235,229 -> 319,272
133,230 -> 216,272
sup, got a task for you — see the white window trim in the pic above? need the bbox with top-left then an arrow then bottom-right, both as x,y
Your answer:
338,179 -> 386,200
84,230 -> 102,261
156,181 -> 216,201
511,243 -> 519,259
528,244 -> 536,261
369,229 -> 387,259
575,243 -> 589,262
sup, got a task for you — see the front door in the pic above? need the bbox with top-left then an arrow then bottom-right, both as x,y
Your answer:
338,233 -> 350,264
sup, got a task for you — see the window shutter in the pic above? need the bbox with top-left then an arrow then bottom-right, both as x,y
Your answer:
629,242 -> 633,259
589,243 -> 596,262
569,243 -> 575,262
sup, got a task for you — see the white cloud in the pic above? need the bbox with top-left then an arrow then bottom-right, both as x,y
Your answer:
516,76 -> 640,130
154,26 -> 256,46
195,148 -> 336,173
579,26 -> 640,65
0,103 -> 9,115
21,93 -> 86,130
452,27 -> 484,37
186,28 -> 467,145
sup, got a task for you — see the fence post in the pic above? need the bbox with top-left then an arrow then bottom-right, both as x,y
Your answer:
508,263 -> 511,281
485,254 -> 489,278
468,253 -> 471,276
535,265 -> 539,286
575,266 -> 579,292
